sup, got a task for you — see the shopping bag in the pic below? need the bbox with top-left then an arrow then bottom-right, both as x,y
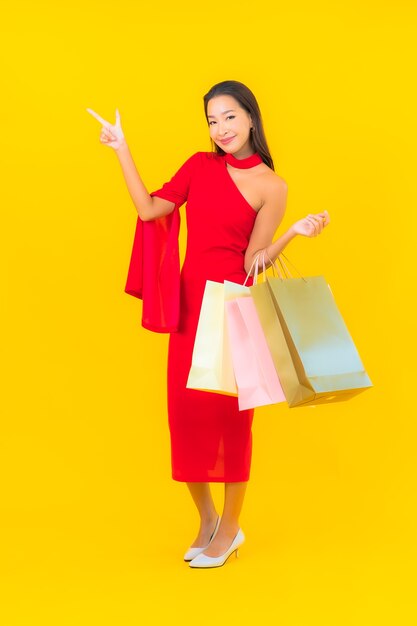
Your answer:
250,253 -> 373,408
225,293 -> 286,411
186,280 -> 239,395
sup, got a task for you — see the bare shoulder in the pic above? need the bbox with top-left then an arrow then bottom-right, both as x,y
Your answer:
258,167 -> 288,209
261,167 -> 287,190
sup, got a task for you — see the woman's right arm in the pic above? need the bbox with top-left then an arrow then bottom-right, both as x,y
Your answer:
87,107 -> 175,221
114,141 -> 175,221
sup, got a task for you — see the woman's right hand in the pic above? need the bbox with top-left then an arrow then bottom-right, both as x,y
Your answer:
86,107 -> 126,151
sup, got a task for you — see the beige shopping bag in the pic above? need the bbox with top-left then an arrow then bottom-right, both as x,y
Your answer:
251,253 -> 373,408
186,259 -> 258,395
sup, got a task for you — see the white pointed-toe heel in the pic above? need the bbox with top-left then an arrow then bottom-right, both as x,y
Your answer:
183,515 -> 221,562
189,528 -> 245,568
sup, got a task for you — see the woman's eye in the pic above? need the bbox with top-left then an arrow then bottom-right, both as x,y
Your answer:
209,115 -> 236,126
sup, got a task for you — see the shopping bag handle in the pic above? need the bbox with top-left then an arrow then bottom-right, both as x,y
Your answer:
243,250 -> 289,285
243,254 -> 260,286
262,250 -> 307,282
243,250 -> 307,286
261,251 -> 285,279
280,252 -> 307,281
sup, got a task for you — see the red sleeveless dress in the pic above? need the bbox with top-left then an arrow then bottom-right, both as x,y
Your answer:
149,151 -> 258,482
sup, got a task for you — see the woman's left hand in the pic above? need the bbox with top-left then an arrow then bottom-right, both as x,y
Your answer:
292,210 -> 330,237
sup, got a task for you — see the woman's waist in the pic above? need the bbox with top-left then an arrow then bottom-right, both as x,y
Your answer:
180,267 -> 252,290
181,266 -> 250,285
182,250 -> 248,278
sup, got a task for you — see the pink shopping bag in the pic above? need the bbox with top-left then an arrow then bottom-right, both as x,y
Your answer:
225,296 -> 286,411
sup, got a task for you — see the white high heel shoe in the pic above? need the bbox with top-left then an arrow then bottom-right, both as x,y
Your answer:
189,528 -> 245,568
183,515 -> 221,562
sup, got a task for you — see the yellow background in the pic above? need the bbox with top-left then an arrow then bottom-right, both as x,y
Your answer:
1,0 -> 416,623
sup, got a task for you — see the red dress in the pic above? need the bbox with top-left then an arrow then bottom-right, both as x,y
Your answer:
149,151 -> 258,482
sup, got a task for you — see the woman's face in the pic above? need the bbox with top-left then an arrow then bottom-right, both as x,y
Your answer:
207,95 -> 253,156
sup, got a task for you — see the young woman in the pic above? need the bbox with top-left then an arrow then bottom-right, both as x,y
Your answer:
87,80 -> 330,569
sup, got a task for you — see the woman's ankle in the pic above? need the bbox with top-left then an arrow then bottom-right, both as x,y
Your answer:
217,517 -> 239,534
198,511 -> 217,526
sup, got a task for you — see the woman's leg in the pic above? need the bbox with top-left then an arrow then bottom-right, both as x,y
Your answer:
186,482 -> 219,548
202,481 -> 248,557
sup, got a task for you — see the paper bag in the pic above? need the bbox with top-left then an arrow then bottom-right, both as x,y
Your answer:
225,295 -> 286,410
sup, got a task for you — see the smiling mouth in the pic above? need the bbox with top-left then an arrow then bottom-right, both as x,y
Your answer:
220,136 -> 236,144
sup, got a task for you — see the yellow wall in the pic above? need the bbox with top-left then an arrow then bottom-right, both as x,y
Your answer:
1,1 -> 415,623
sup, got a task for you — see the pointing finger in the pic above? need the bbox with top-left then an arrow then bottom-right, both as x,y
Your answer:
86,108 -> 111,129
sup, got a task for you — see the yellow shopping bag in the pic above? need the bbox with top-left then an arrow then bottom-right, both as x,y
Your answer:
186,280 -> 248,395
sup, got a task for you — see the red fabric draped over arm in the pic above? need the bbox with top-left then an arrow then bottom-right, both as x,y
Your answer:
124,152 -> 200,332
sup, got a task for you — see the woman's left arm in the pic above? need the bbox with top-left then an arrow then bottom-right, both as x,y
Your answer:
244,178 -> 330,275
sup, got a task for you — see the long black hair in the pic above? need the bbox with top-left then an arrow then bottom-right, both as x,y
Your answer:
203,80 -> 274,171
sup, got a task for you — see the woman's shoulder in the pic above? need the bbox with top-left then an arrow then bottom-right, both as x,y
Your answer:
190,150 -> 221,161
182,151 -> 222,171
261,166 -> 288,191
256,168 -> 288,211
